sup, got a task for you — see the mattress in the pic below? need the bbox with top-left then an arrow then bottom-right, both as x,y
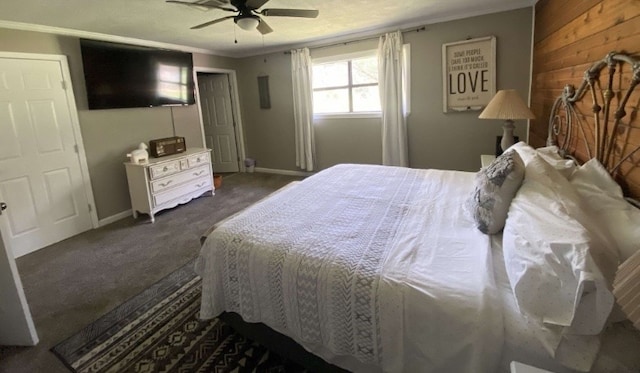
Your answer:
197,164 -> 503,372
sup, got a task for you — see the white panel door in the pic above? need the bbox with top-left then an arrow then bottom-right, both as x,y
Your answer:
198,74 -> 239,173
0,57 -> 93,257
0,209 -> 38,346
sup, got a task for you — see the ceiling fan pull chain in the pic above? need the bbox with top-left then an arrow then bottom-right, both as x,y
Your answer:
262,34 -> 267,62
234,24 -> 238,44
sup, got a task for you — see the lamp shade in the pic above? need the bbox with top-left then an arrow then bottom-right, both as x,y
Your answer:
235,16 -> 260,31
479,89 -> 535,120
613,249 -> 640,330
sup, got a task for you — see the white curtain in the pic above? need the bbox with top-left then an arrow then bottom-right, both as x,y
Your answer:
291,48 -> 315,171
378,31 -> 408,167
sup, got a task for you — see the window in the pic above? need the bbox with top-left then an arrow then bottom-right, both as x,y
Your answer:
312,52 -> 380,115
312,46 -> 411,117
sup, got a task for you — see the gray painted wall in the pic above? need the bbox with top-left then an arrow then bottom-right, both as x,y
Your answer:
235,7 -> 533,172
0,28 -> 237,220
407,7 -> 532,171
236,52 -> 297,170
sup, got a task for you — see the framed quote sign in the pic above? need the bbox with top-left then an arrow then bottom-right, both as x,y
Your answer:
442,36 -> 496,112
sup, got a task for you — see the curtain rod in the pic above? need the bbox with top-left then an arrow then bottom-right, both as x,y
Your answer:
283,26 -> 426,54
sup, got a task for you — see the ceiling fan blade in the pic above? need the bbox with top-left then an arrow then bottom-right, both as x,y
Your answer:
191,15 -> 235,29
246,0 -> 269,10
166,0 -> 235,12
257,19 -> 274,35
198,0 -> 236,10
261,8 -> 319,18
198,0 -> 230,5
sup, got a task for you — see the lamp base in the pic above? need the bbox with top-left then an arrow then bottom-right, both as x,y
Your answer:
500,120 -> 516,152
495,135 -> 519,156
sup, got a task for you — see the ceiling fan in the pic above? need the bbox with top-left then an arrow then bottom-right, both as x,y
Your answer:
166,0 -> 319,34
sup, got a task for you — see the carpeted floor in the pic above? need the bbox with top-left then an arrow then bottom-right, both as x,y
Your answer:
0,172 -> 302,373
52,260 -> 306,373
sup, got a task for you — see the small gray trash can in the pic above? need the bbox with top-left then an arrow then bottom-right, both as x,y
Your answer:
244,158 -> 256,173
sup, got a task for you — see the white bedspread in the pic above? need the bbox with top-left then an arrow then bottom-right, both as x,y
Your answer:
196,164 -> 502,372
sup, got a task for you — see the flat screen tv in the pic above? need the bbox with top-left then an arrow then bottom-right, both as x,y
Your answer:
80,39 -> 196,110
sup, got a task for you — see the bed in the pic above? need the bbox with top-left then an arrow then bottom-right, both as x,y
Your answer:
196,51 -> 640,373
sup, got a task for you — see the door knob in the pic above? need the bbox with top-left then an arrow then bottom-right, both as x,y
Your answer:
0,202 -> 6,215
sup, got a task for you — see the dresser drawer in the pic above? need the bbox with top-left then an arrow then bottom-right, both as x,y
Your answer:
149,160 -> 181,179
153,176 -> 212,206
150,165 -> 210,194
187,152 -> 210,168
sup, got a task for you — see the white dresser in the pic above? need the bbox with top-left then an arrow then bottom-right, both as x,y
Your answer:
124,148 -> 214,223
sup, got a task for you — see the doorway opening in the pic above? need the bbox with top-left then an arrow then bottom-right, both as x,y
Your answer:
194,69 -> 246,174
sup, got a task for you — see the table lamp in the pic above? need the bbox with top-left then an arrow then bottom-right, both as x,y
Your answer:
613,249 -> 640,330
479,89 -> 535,151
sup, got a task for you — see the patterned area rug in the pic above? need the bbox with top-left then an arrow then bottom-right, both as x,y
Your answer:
52,260 -> 306,373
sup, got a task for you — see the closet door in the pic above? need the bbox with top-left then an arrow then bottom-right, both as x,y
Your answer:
0,56 -> 93,257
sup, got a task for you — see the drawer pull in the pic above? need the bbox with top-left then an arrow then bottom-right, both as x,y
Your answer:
159,180 -> 173,187
195,182 -> 206,188
193,170 -> 205,176
163,166 -> 169,171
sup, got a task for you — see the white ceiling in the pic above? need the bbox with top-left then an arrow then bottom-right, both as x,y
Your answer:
0,0 -> 533,57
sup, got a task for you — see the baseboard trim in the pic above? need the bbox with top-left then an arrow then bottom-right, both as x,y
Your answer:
13,246 -> 39,258
99,210 -> 132,227
253,167 -> 313,177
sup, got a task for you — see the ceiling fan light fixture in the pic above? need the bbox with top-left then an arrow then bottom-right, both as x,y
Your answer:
235,16 -> 260,31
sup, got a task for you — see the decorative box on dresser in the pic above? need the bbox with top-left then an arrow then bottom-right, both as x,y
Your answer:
125,147 -> 214,223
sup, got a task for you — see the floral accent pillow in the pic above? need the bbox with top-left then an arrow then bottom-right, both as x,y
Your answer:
469,150 -> 525,234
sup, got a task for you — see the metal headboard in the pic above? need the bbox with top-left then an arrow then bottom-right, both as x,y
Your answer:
547,52 -> 640,178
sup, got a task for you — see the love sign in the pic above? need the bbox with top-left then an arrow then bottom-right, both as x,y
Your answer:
442,36 -> 496,112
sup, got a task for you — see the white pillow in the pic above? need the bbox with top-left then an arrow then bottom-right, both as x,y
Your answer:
468,150 -> 524,234
569,159 -> 640,261
504,141 -> 536,164
536,145 -> 577,179
505,142 -> 577,178
503,155 -> 619,352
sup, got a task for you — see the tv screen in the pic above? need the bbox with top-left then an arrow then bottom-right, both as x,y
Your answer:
80,39 -> 196,110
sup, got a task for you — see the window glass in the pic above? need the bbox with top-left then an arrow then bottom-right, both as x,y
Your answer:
352,57 -> 378,85
312,62 -> 348,89
352,86 -> 381,112
313,89 -> 350,113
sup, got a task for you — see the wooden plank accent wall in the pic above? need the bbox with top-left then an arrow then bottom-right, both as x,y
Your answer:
531,0 -> 640,197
